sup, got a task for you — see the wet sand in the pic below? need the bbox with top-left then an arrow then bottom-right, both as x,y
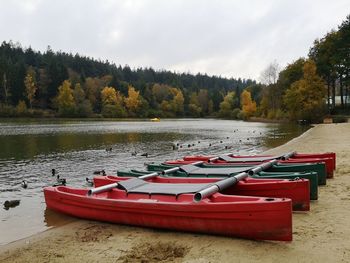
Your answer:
1,123 -> 349,263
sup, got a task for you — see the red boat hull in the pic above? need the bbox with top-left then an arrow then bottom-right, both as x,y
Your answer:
44,186 -> 292,241
94,175 -> 310,211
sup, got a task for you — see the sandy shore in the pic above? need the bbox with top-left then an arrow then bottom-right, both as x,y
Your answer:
1,123 -> 349,263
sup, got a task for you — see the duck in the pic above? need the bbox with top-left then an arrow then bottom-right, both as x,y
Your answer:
93,170 -> 106,176
86,177 -> 94,186
4,200 -> 20,209
141,153 -> 148,157
131,151 -> 137,156
106,147 -> 112,152
51,169 -> 56,177
21,180 -> 28,189
56,175 -> 66,185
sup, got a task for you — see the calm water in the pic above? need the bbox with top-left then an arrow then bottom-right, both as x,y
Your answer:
0,118 -> 307,245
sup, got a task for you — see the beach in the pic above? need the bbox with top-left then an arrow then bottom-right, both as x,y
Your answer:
0,123 -> 349,263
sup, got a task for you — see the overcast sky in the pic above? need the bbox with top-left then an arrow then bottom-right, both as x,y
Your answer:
0,0 -> 349,80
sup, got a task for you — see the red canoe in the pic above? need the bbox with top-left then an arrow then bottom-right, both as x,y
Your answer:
94,175 -> 310,211
44,186 -> 292,241
178,152 -> 335,178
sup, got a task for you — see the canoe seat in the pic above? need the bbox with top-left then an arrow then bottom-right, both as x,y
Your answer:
117,178 -> 213,196
179,164 -> 250,176
218,155 -> 279,163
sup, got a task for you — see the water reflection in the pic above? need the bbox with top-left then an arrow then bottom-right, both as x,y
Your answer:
44,208 -> 75,227
0,119 -> 307,245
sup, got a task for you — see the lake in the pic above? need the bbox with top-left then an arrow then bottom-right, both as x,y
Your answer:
0,118 -> 308,245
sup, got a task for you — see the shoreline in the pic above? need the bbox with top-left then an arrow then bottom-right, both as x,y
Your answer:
1,123 -> 350,262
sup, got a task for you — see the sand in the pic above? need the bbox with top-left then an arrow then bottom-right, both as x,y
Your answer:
0,123 -> 350,263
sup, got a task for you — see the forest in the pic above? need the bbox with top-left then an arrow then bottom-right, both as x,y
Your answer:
0,15 -> 349,122
0,42 -> 254,118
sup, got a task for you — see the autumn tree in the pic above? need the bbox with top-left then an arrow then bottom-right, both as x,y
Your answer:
197,89 -> 214,116
169,88 -> 184,116
73,83 -> 92,117
124,85 -> 142,116
56,80 -> 76,116
37,68 -> 51,108
24,66 -> 37,109
240,90 -> 257,118
16,100 -> 28,116
85,75 -> 112,112
218,91 -> 237,118
101,86 -> 126,118
284,60 -> 326,122
188,92 -> 202,117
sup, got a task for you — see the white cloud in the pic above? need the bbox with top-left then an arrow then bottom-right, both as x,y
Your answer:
0,0 -> 349,80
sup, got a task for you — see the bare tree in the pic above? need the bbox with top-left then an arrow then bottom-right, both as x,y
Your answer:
259,61 -> 280,85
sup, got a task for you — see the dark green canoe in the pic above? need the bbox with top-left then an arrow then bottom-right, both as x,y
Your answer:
117,168 -> 318,200
146,162 -> 326,185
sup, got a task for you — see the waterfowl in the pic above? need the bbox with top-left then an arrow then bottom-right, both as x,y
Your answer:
86,177 -> 93,186
21,180 -> 28,189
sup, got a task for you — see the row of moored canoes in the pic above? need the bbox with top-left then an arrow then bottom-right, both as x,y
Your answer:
44,151 -> 336,241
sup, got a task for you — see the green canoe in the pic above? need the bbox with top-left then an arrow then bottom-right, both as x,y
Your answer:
146,162 -> 326,185
117,168 -> 318,200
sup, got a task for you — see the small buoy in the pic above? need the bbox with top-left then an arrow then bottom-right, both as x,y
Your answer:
226,137 -> 229,139
247,138 -> 249,141
239,140 -> 242,142
106,147 -> 112,152
209,143 -> 212,147
180,145 -> 183,148
187,144 -> 191,148
198,141 -> 200,144
21,180 -> 28,189
225,146 -> 228,149
192,143 -> 195,146
220,140 -> 223,143
4,200 -> 20,209
172,145 -> 177,150
176,143 -> 180,146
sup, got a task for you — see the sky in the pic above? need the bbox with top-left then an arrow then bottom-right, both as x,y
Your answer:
0,0 -> 349,81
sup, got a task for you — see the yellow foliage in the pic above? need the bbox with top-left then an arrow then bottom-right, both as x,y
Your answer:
171,89 -> 184,114
101,87 -> 118,105
240,90 -> 256,117
218,91 -> 235,117
283,60 -> 326,121
56,80 -> 76,115
16,100 -> 28,115
24,67 -> 37,108
124,86 -> 141,114
57,80 -> 75,109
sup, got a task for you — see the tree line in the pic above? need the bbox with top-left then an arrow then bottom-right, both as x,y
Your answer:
1,14 -> 349,122
0,41 -> 255,118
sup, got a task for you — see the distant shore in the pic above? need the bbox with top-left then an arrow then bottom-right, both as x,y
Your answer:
1,123 -> 350,263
